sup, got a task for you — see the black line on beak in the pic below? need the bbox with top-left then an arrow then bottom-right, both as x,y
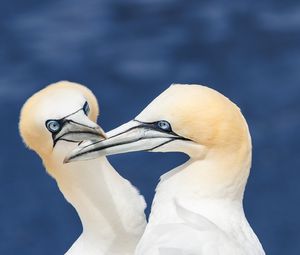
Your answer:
65,119 -> 96,130
66,137 -> 143,161
66,119 -> 192,162
74,120 -> 151,150
108,119 -> 185,140
47,105 -> 90,148
73,120 -> 175,151
67,135 -> 188,162
53,130 -> 101,147
148,138 -> 175,151
58,138 -> 79,143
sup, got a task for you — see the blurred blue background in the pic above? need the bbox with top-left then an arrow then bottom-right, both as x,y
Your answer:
0,0 -> 299,254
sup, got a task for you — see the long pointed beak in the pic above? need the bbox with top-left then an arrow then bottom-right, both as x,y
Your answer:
64,120 -> 187,163
53,111 -> 106,147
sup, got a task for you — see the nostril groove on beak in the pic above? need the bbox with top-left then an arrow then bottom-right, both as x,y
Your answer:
66,119 -> 96,129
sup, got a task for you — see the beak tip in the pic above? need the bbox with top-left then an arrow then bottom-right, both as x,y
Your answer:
96,127 -> 107,140
63,156 -> 74,164
63,157 -> 70,164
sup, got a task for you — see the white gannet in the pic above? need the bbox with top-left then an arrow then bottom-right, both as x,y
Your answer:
19,81 -> 146,255
66,84 -> 265,255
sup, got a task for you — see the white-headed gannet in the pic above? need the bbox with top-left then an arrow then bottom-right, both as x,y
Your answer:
66,84 -> 265,255
19,81 -> 146,255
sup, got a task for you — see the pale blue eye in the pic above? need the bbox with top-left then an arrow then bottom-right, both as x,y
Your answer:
157,120 -> 171,132
46,120 -> 61,133
83,101 -> 90,115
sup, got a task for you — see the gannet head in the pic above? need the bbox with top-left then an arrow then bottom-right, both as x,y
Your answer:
19,81 -> 106,175
65,84 -> 251,166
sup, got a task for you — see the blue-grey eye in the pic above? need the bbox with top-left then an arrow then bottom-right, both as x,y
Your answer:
46,120 -> 61,133
83,101 -> 90,115
157,120 -> 172,132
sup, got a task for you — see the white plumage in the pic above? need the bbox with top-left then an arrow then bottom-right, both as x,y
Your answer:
67,84 -> 265,255
19,81 -> 146,255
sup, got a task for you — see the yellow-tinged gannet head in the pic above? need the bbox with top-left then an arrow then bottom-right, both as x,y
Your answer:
65,84 -> 251,166
19,81 -> 106,174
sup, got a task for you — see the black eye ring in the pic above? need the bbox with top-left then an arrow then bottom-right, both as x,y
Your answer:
83,101 -> 90,116
157,120 -> 172,132
46,120 -> 61,133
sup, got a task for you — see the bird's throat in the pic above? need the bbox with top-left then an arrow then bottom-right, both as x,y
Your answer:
44,154 -> 146,254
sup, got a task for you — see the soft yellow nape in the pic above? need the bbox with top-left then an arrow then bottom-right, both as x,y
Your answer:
135,84 -> 252,194
132,84 -> 264,255
18,81 -> 147,255
60,83 -> 263,254
19,81 -> 99,158
139,84 -> 250,153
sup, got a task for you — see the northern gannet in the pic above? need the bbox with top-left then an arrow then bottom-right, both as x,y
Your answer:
19,81 -> 146,255
66,84 -> 265,255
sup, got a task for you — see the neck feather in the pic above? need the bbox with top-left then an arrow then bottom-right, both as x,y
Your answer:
44,155 -> 146,254
149,147 -> 251,227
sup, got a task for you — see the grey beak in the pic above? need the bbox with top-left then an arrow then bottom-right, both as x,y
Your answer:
53,120 -> 106,147
64,119 -> 188,163
51,111 -> 106,147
